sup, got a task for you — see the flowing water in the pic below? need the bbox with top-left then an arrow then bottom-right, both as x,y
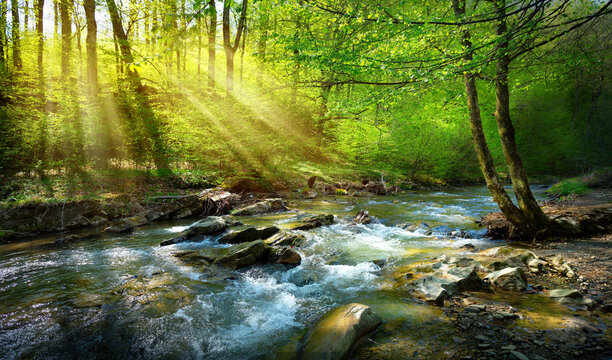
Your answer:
0,186 -> 549,359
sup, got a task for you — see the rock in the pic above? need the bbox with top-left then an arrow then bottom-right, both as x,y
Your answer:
598,303 -> 612,313
484,267 -> 527,291
264,232 -> 306,247
398,222 -> 430,233
106,215 -> 149,232
232,198 -> 288,216
411,267 -> 485,304
510,350 -> 530,360
307,176 -> 317,189
460,243 -> 477,251
548,289 -> 594,309
160,216 -> 227,246
551,256 -> 576,278
426,225 -> 454,236
218,226 -> 280,244
300,303 -> 382,360
176,240 -> 269,269
268,247 -> 301,265
290,214 -> 334,231
352,210 -> 373,225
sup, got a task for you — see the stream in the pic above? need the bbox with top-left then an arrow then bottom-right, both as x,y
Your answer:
0,186 -> 550,359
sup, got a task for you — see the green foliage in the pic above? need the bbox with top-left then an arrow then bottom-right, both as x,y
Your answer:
548,179 -> 590,197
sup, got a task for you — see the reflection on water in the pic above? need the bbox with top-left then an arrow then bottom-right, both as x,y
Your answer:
0,186 -> 548,359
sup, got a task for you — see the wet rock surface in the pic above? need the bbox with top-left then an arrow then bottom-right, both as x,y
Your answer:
290,214 -> 335,231
299,303 -> 382,360
217,226 -> 280,244
232,198 -> 288,216
160,216 -> 227,246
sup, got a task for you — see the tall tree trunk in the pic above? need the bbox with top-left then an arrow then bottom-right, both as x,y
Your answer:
107,0 -> 140,84
240,24 -> 246,90
492,0 -> 550,234
1,0 -> 8,72
84,0 -> 98,94
197,16 -> 201,76
35,0 -> 44,86
60,0 -> 72,79
11,0 -> 21,70
54,0 -> 58,36
24,0 -> 29,30
451,0 -> 530,232
222,0 -> 247,93
207,0 -> 216,87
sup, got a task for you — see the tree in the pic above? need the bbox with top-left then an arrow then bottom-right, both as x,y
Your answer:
0,0 -> 7,72
208,0 -> 217,87
84,0 -> 98,94
106,0 -> 140,83
60,0 -> 72,78
35,0 -> 44,86
222,0 -> 247,92
11,0 -> 21,70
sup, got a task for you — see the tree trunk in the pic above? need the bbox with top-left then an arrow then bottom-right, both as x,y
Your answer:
106,0 -> 140,83
0,0 -> 6,71
492,0 -> 550,234
197,16 -> 201,76
24,0 -> 29,30
208,0 -> 216,87
54,0 -> 58,36
11,0 -> 21,70
451,0 -> 531,233
35,0 -> 44,86
60,0 -> 72,79
222,0 -> 247,93
240,24 -> 246,90
84,0 -> 98,94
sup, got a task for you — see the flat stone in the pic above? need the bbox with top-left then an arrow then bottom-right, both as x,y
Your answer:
484,267 -> 527,292
548,289 -> 594,309
232,198 -> 288,216
217,226 -> 280,244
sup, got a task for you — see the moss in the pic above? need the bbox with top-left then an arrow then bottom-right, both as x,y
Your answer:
548,179 -> 590,196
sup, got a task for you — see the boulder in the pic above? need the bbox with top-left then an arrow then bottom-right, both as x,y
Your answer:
106,215 -> 149,233
176,240 -> 269,269
484,267 -> 527,291
217,226 -> 280,244
291,214 -> 335,231
264,232 -> 306,247
232,198 -> 288,216
300,303 -> 382,360
160,216 -> 227,246
398,222 -> 430,233
268,247 -> 301,266
549,289 -> 594,309
411,267 -> 485,304
352,210 -> 373,225
425,226 -> 454,236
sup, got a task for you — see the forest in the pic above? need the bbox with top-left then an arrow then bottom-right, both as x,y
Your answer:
0,1 -> 611,359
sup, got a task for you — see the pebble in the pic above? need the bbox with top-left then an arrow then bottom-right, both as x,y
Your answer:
475,335 -> 489,341
510,350 -> 530,360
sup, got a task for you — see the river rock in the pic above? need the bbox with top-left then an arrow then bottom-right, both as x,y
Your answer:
218,226 -> 279,244
160,216 -> 227,246
232,198 -> 288,216
411,267 -> 485,304
106,215 -> 149,232
290,214 -> 334,231
548,289 -> 594,309
352,210 -> 373,225
268,247 -> 301,265
264,232 -> 306,247
300,303 -> 382,360
484,267 -> 527,291
176,240 -> 269,269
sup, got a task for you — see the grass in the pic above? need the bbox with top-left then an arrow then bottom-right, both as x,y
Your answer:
547,167 -> 612,197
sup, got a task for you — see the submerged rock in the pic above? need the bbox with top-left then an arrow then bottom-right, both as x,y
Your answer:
264,231 -> 306,247
484,267 -> 527,292
300,303 -> 382,360
176,240 -> 269,269
397,222 -> 430,233
106,215 -> 149,232
411,267 -> 485,304
232,198 -> 288,216
160,216 -> 227,246
268,247 -> 301,266
352,210 -> 374,225
549,289 -> 594,309
217,226 -> 280,244
290,214 -> 335,231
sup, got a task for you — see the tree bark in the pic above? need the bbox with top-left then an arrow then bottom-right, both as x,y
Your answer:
35,0 -> 44,86
0,0 -> 6,71
492,0 -> 550,234
11,0 -> 21,70
451,0 -> 530,232
84,0 -> 98,93
60,0 -> 72,78
106,0 -> 140,82
208,0 -> 216,87
24,0 -> 29,30
222,0 -> 247,93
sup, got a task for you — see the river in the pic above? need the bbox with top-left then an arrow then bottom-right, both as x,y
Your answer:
0,186 -> 548,359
